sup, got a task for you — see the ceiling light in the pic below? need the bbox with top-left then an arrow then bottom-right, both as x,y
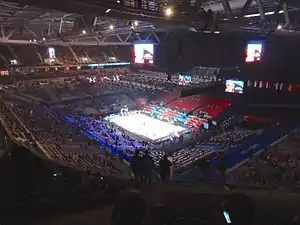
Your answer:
244,10 -> 284,18
117,0 -> 120,3
42,37 -> 46,41
277,24 -> 282,30
165,7 -> 173,17
82,30 -> 87,34
109,24 -> 114,30
33,39 -> 37,42
105,9 -> 111,13
134,21 -> 138,26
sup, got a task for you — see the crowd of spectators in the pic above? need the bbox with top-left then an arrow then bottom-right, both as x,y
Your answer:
201,127 -> 262,148
2,99 -> 121,176
228,130 -> 300,189
0,98 -> 36,151
0,68 -> 233,176
1,65 -> 267,184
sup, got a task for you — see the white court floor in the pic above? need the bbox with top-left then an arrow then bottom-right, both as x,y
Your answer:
106,113 -> 186,141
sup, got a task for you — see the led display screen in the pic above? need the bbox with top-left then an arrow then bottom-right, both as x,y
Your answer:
245,41 -> 263,63
48,47 -> 56,59
178,75 -> 192,85
225,80 -> 245,94
134,43 -> 154,64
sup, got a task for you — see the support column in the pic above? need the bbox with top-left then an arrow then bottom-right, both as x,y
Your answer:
151,31 -> 160,44
59,17 -> 63,34
67,44 -> 79,63
47,21 -> 52,36
283,2 -> 290,26
222,0 -> 233,21
33,45 -> 44,64
239,0 -> 253,18
0,52 -> 8,64
256,0 -> 265,21
6,45 -> 18,62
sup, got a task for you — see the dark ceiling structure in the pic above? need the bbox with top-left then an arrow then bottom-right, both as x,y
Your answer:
0,0 -> 298,46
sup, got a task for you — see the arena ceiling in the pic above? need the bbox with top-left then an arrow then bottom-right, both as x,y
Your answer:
0,1 -> 162,45
0,0 -> 299,46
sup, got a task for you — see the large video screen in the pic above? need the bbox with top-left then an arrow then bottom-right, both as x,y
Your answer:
225,80 -> 244,94
178,75 -> 192,85
134,43 -> 154,64
48,47 -> 56,59
245,41 -> 263,63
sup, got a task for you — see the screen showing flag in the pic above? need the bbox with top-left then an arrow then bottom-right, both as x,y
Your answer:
245,41 -> 263,63
134,43 -> 154,64
48,47 -> 56,59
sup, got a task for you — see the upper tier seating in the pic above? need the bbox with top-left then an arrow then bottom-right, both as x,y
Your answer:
168,96 -> 201,112
172,145 -> 212,169
165,91 -> 180,104
144,105 -> 189,125
201,128 -> 259,147
186,116 -> 207,130
228,133 -> 300,188
197,98 -> 232,117
168,95 -> 214,113
4,100 -> 119,175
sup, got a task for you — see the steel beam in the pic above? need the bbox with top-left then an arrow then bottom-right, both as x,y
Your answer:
283,2 -> 290,26
151,30 -> 160,43
0,1 -> 21,9
115,33 -> 125,43
256,0 -> 265,21
0,52 -> 8,64
67,44 -> 79,62
0,26 -> 5,38
272,0 -> 290,28
33,45 -> 44,63
145,32 -> 151,41
0,38 -> 132,46
238,0 -> 254,19
24,26 -> 38,39
221,0 -> 233,21
6,44 -> 18,61
59,17 -> 63,34
47,21 -> 52,36
124,30 -> 133,42
6,28 -> 15,39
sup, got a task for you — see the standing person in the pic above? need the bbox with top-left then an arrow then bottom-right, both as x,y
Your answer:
131,150 -> 141,181
159,155 -> 172,183
217,152 -> 227,186
198,158 -> 210,182
142,151 -> 154,185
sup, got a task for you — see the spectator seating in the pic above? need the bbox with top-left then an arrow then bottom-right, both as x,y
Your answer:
202,127 -> 260,147
3,100 -> 120,175
165,91 -> 180,104
168,96 -> 201,112
197,98 -> 232,117
228,132 -> 300,188
172,145 -> 212,170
